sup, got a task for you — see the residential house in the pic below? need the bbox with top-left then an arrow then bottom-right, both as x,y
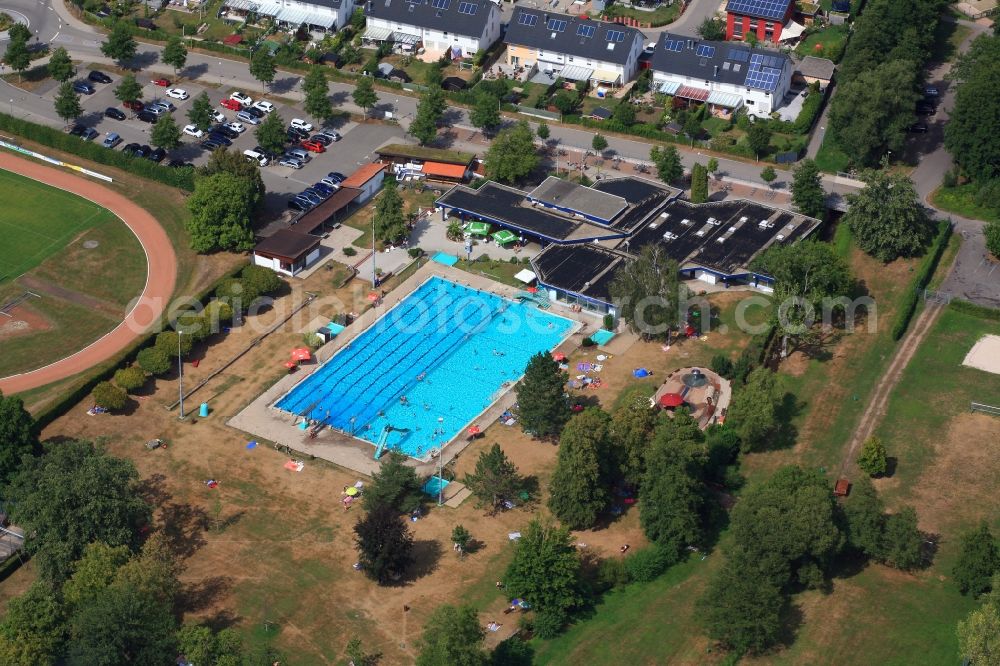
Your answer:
503,9 -> 645,89
724,0 -> 795,43
253,229 -> 323,277
650,34 -> 792,118
363,0 -> 502,59
221,0 -> 356,31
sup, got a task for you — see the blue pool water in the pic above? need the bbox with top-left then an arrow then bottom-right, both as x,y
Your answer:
275,277 -> 574,459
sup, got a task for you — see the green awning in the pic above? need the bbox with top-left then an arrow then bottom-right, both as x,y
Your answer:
492,230 -> 517,245
465,221 -> 490,236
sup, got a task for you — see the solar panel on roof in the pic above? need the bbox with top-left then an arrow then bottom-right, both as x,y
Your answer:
744,66 -> 781,91
726,0 -> 789,20
696,44 -> 716,58
663,38 -> 683,52
431,0 -> 450,9
518,12 -> 538,25
577,23 -> 595,38
606,29 -> 625,42
749,53 -> 764,66
547,18 -> 567,31
728,48 -> 749,62
458,1 -> 477,13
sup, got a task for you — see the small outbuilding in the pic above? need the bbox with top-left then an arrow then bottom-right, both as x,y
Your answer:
341,163 -> 389,204
253,229 -> 322,277
794,56 -> 836,89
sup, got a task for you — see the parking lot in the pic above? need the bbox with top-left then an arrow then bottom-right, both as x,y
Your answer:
51,70 -> 407,214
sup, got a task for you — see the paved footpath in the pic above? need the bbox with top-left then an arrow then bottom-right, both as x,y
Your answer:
0,152 -> 177,394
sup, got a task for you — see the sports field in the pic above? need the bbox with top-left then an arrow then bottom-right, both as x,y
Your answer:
0,169 -> 120,283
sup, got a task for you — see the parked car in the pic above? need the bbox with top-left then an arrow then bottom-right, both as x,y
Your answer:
242,106 -> 265,119
145,107 -> 167,118
135,145 -> 151,158
148,147 -> 167,162
210,109 -> 226,123
229,91 -> 253,107
183,124 -> 205,138
79,127 -> 99,140
285,147 -> 311,162
167,159 -> 193,168
252,100 -> 275,114
326,171 -> 347,183
207,133 -> 232,147
286,127 -> 308,142
122,142 -> 141,156
224,121 -> 246,134
319,177 -> 341,189
137,110 -> 158,123
311,182 -> 335,196
317,129 -> 341,142
300,140 -> 325,153
252,146 -> 277,161
152,78 -> 171,87
298,191 -> 323,205
220,98 -> 242,111
68,125 -> 86,136
924,86 -> 940,97
310,134 -> 333,146
102,132 -> 122,148
123,100 -> 144,112
200,138 -> 224,151
278,157 -> 305,169
148,99 -> 175,112
302,187 -> 329,200
235,110 -> 261,125
88,70 -> 112,84
243,149 -> 269,167
290,118 -> 313,132
72,81 -> 95,95
211,124 -> 240,139
288,196 -> 312,211
916,102 -> 935,116
105,106 -> 127,120
165,88 -> 189,100
908,122 -> 929,133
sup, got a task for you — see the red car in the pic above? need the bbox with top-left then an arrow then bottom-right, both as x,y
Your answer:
123,100 -> 144,111
220,98 -> 242,111
300,140 -> 325,153
151,78 -> 170,87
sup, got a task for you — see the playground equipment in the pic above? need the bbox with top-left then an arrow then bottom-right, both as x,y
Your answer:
515,292 -> 550,309
373,425 -> 393,459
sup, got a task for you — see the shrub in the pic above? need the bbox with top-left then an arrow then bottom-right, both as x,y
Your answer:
91,381 -> 127,411
597,557 -> 629,590
240,264 -> 283,298
509,256 -> 519,264
137,347 -> 171,375
602,313 -> 615,330
710,354 -> 734,378
624,545 -> 676,582
343,246 -> 357,256
204,300 -> 233,325
581,337 -> 596,347
155,330 -> 193,357
891,220 -> 952,340
985,221 -> 1000,259
407,247 -> 423,258
113,366 -> 146,393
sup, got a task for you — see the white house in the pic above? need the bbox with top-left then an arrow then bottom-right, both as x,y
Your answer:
363,0 -> 502,59
222,0 -> 355,31
503,9 -> 644,89
650,33 -> 792,118
253,229 -> 322,277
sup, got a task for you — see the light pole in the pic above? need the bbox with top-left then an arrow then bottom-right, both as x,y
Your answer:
177,331 -> 185,420
8,99 -> 11,116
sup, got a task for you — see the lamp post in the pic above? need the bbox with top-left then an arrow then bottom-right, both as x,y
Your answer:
177,331 -> 185,420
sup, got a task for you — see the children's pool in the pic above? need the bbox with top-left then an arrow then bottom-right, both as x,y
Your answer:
274,277 -> 574,459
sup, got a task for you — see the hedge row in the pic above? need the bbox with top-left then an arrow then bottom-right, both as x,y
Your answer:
949,298 -> 1000,321
0,112 -> 195,191
890,219 -> 952,340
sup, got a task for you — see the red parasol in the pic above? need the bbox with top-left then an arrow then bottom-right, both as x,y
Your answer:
367,292 -> 380,301
526,286 -> 538,293
291,347 -> 311,362
658,392 -> 684,408
284,361 -> 298,369
552,351 -> 566,361
467,425 -> 481,436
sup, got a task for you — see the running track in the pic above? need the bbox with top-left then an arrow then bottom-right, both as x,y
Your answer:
0,152 -> 177,394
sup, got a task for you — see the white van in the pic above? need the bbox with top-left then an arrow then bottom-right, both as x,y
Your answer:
243,149 -> 269,167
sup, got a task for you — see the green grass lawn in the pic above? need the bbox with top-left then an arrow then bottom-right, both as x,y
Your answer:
603,3 -> 680,27
0,169 -> 120,283
813,134 -> 852,174
930,183 -> 999,223
795,24 -> 850,62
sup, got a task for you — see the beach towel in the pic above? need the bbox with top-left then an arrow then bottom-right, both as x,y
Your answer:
283,460 -> 304,472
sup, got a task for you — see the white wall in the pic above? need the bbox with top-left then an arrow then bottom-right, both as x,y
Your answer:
355,171 -> 386,204
652,61 -> 792,117
368,5 -> 500,54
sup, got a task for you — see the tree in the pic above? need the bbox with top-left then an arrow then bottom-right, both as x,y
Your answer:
828,59 -> 920,167
484,121 -> 538,184
249,48 -> 276,93
844,167 -> 933,262
0,391 -> 36,486
416,604 -> 488,666
504,519 -> 582,637
640,435 -> 704,558
947,45 -> 1000,181
548,409 -> 611,530
707,157 -> 719,176
697,17 -> 727,41
491,637 -> 534,666
537,122 -> 550,140
451,525 -> 472,557
986,221 -> 1000,259
187,91 -> 213,131
857,436 -> 888,476
725,368 -> 781,453
410,87 -> 447,145
6,440 -> 150,582
954,523 -> 1000,596
136,346 -> 171,375
463,443 -> 522,515
155,330 -> 193,358
62,542 -> 131,608
353,75 -> 378,118
0,582 -> 67,665
745,122 -> 771,157
91,381 -> 127,411
364,451 -> 423,513
650,145 -> 683,184
302,65 -> 333,121
610,394 -> 658,487
162,36 -> 188,76
609,244 -> 687,339
199,148 -> 265,206
698,558 -> 785,655
369,176 -> 407,245
958,599 -> 1000,666
150,113 -> 181,150
760,166 -> 777,186
113,366 -> 146,393
100,21 -> 138,68
47,46 -> 75,83
690,163 -> 708,204
354,503 -> 413,584
612,100 -> 635,126
3,34 -> 30,82
684,113 -> 702,143
241,264 -> 283,298
186,172 -> 256,252
881,506 -> 924,570
791,159 -> 826,218
53,82 -> 82,126
843,476 -> 885,559
470,93 -> 502,135
249,110 -> 284,156
114,72 -> 143,112
514,351 -> 569,438
592,133 -> 608,154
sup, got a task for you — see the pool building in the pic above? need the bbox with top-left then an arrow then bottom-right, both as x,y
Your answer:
435,176 -> 822,314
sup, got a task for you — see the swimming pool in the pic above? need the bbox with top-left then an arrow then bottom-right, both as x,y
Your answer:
274,277 -> 575,459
